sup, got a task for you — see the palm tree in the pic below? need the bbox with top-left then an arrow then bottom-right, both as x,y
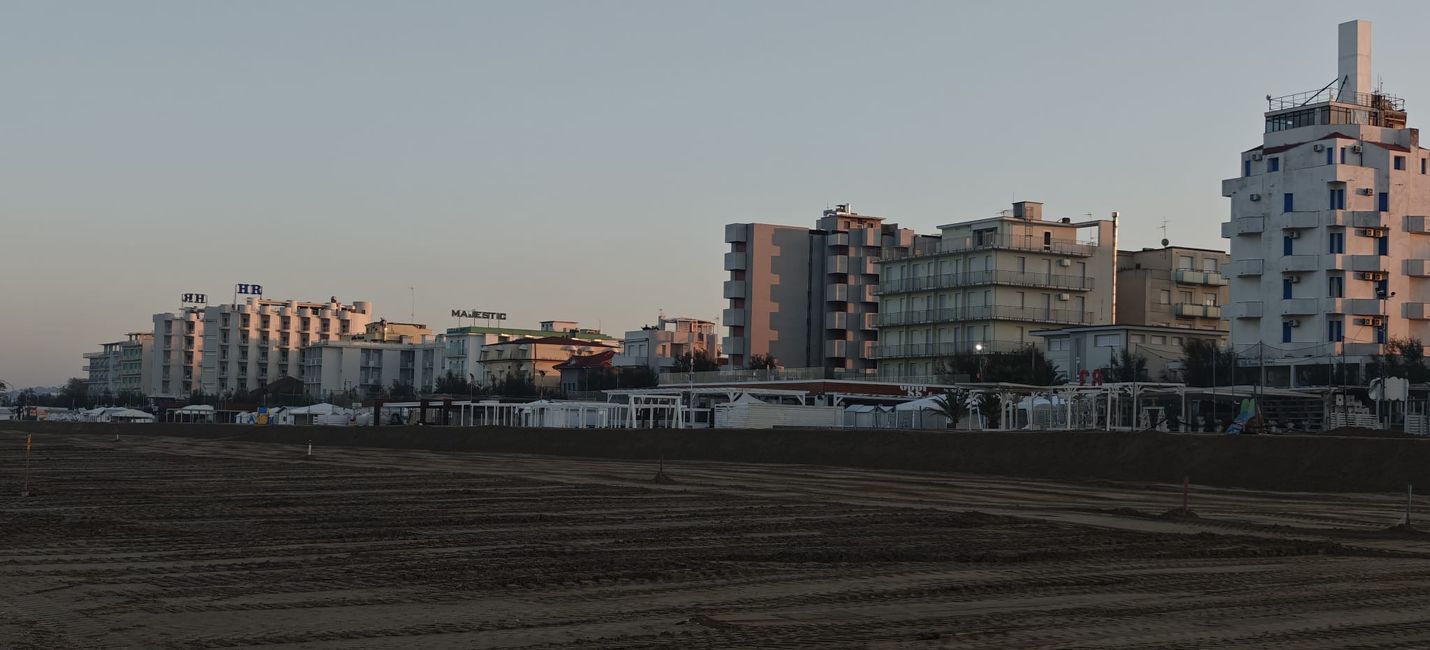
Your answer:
923,391 -> 967,430
1108,349 -> 1149,382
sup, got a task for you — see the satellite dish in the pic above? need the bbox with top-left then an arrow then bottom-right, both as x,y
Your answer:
1161,238 -> 1170,246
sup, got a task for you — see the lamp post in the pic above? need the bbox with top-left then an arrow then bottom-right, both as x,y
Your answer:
975,342 -> 986,382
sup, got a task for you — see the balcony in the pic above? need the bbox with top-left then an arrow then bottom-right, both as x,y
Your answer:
1281,255 -> 1320,273
826,255 -> 849,274
1325,210 -> 1382,228
1326,255 -> 1385,273
875,270 -> 1094,295
858,284 -> 875,303
722,252 -> 747,271
1280,299 -> 1319,316
722,280 -> 746,299
721,308 -> 745,327
883,233 -> 1095,261
1281,211 -> 1320,229
1405,303 -> 1430,320
1221,217 -> 1265,237
861,312 -> 877,330
1175,303 -> 1223,319
1344,299 -> 1385,316
722,337 -> 745,355
875,304 -> 1095,327
1234,260 -> 1264,277
1227,302 -> 1263,319
855,256 -> 876,275
1174,269 -> 1229,286
825,339 -> 848,358
1405,216 -> 1430,234
724,223 -> 749,244
826,283 -> 849,302
1406,259 -> 1430,277
825,311 -> 849,330
872,340 -> 1029,360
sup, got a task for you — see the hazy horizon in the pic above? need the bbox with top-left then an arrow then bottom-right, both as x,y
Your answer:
5,0 -> 1427,387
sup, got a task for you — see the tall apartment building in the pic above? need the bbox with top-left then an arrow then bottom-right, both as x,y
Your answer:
1116,246 -> 1230,330
83,332 -> 153,397
722,204 -> 933,371
148,296 -> 373,398
1222,20 -> 1430,385
874,201 -> 1117,380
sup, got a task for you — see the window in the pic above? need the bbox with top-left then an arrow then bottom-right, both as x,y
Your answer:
1329,275 -> 1344,298
1423,158 -> 1427,174
1283,278 -> 1294,299
1340,147 -> 1347,164
1244,160 -> 1251,177
1328,319 -> 1344,342
1395,156 -> 1407,170
1377,325 -> 1388,344
1204,294 -> 1218,306
1179,291 -> 1193,304
1042,232 -> 1051,250
1130,334 -> 1145,344
1172,337 -> 1183,346
1284,193 -> 1294,212
1094,334 -> 1121,347
1379,191 -> 1389,212
1379,236 -> 1389,256
1016,256 -> 1026,273
1282,321 -> 1293,343
1151,335 -> 1166,345
1177,255 -> 1194,269
1329,231 -> 1345,254
1329,187 -> 1346,209
1268,157 -> 1280,172
1159,289 -> 1171,304
1327,146 -> 1335,165
1284,235 -> 1294,256
1201,257 -> 1218,273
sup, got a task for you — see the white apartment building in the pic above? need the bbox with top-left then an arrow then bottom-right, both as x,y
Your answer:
440,320 -> 616,386
1222,20 -> 1430,385
614,316 -> 720,372
301,338 -> 443,399
198,297 -> 373,395
874,201 -> 1117,380
83,332 -> 153,397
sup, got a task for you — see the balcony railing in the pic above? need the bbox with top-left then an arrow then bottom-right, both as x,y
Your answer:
881,233 -> 1095,261
875,304 -> 1096,327
1174,303 -> 1224,319
876,270 -> 1094,295
872,340 -> 1031,360
657,366 -> 878,385
1174,269 -> 1229,287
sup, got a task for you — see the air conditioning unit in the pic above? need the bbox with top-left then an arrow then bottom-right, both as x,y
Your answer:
1288,319 -> 1302,328
1352,144 -> 1363,153
1058,259 -> 1071,267
1358,188 -> 1375,196
1354,317 -> 1385,327
1286,231 -> 1300,238
1358,228 -> 1380,237
1251,152 -> 1264,161
1057,293 -> 1071,301
1250,193 -> 1263,201
1314,143 -> 1326,152
1358,271 -> 1387,281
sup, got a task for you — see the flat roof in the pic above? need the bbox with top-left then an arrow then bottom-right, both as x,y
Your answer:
445,325 -> 616,340
1030,324 -> 1228,337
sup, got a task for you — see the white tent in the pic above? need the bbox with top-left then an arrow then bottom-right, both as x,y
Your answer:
106,408 -> 156,423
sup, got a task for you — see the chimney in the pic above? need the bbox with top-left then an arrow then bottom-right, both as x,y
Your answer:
1338,20 -> 1371,102
1011,201 -> 1043,221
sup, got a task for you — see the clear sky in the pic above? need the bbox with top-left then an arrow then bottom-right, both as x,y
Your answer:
3,1 -> 1428,387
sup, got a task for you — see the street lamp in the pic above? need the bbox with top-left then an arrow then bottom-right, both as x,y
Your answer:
974,343 -> 986,382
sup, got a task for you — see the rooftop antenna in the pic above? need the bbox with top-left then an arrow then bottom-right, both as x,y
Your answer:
409,286 -> 415,321
1160,217 -> 1170,247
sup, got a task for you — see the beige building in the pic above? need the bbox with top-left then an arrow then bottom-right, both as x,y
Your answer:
1116,246 -> 1230,330
479,336 -> 620,390
874,201 -> 1117,380
614,315 -> 720,373
722,204 -> 934,372
151,307 -> 206,397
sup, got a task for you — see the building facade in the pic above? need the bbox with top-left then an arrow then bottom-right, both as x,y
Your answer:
874,201 -> 1117,380
1116,246 -> 1230,330
722,204 -> 934,372
479,336 -> 620,390
198,297 -> 373,396
441,320 -> 616,386
614,316 -> 720,372
1222,20 -> 1430,385
1032,324 -> 1227,383
83,332 -> 153,397
150,307 -> 206,398
301,338 -> 443,400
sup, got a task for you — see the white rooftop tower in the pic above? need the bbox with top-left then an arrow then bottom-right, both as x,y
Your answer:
1337,20 -> 1372,102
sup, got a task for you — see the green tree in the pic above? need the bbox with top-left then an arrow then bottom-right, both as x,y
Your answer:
1180,340 -> 1238,387
434,372 -> 475,396
747,354 -> 779,370
617,365 -> 660,388
938,345 -> 1063,385
1369,338 -> 1428,383
672,351 -> 720,373
922,391 -> 967,429
59,377 -> 91,409
384,379 -> 417,401
1106,349 -> 1150,382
